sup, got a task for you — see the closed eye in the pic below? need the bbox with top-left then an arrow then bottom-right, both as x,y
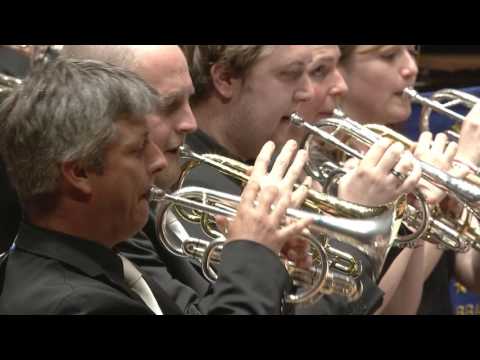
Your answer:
309,65 -> 327,79
133,137 -> 150,157
280,69 -> 303,80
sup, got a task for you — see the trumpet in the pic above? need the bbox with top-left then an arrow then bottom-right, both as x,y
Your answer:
291,110 -> 479,252
177,144 -> 397,279
150,185 -> 400,304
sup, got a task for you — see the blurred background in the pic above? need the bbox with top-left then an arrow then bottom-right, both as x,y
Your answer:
418,45 -> 480,91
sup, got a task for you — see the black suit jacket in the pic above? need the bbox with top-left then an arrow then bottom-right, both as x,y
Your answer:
118,213 -> 293,315
0,222 -> 182,314
117,219 -> 210,315
0,161 -> 22,253
182,130 -> 385,315
0,221 -> 291,315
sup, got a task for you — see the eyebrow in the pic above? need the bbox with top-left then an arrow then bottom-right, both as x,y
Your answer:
312,55 -> 337,64
123,130 -> 149,147
157,87 -> 195,108
285,61 -> 307,68
380,45 -> 399,51
309,54 -> 338,68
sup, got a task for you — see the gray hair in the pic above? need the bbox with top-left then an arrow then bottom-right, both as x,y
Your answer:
0,58 -> 159,203
61,45 -> 138,70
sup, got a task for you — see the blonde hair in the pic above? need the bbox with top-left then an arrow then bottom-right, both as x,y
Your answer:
340,45 -> 420,66
339,45 -> 386,65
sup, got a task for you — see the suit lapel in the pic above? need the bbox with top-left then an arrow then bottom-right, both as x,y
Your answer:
142,272 -> 183,315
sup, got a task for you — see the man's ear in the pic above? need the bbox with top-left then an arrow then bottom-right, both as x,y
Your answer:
60,160 -> 93,197
210,63 -> 237,99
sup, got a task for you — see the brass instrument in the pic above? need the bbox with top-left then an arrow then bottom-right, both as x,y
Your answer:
404,87 -> 478,143
402,88 -> 480,250
291,110 -> 479,252
366,123 -> 480,252
154,145 -> 406,303
177,144 -> 395,279
292,111 -> 431,247
0,73 -> 22,88
0,73 -> 22,100
404,88 -> 480,184
150,185 -> 400,304
3,45 -> 63,66
0,45 -> 62,98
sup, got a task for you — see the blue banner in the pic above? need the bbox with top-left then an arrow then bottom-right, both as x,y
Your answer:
450,280 -> 480,315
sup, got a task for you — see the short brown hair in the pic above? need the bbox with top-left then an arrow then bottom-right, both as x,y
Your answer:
181,45 -> 273,105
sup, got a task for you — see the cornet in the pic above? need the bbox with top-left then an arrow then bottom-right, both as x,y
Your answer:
404,88 -> 480,185
365,123 -> 480,252
403,87 -> 478,143
402,88 -> 480,250
291,110 -> 480,252
291,111 -> 431,247
150,185 -> 400,304
177,144 -> 399,279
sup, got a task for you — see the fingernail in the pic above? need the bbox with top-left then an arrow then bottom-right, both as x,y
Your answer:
394,142 -> 405,152
379,137 -> 392,146
401,151 -> 412,160
265,141 -> 274,150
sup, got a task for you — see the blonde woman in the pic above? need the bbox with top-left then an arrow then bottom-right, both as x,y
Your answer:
336,45 -> 480,314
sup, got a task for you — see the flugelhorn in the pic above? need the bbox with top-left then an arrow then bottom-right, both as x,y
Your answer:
150,185 -> 400,304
